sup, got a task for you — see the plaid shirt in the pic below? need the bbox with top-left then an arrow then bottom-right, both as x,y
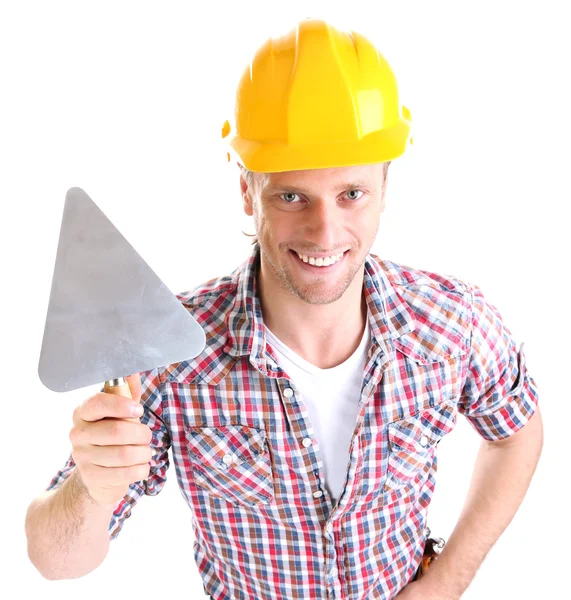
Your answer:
47,243 -> 539,600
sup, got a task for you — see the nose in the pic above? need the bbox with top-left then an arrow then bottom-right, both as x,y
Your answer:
302,200 -> 342,251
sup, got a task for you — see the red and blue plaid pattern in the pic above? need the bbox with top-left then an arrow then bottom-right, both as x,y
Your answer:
47,243 -> 539,599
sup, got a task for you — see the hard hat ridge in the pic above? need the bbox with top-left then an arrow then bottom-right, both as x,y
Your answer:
222,18 -> 412,173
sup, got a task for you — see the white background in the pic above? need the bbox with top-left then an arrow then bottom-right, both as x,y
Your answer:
2,0 -> 568,597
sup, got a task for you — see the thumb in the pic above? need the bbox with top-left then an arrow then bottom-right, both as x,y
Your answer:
125,373 -> 142,403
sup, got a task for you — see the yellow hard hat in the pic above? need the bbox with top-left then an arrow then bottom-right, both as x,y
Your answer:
222,19 -> 412,173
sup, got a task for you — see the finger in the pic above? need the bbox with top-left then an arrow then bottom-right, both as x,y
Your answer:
75,393 -> 144,424
125,373 -> 142,403
83,462 -> 151,487
88,444 -> 155,468
78,419 -> 153,447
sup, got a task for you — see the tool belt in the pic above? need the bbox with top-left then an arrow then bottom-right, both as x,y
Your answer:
413,528 -> 445,581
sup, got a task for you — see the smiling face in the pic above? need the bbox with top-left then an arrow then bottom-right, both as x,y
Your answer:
240,162 -> 389,305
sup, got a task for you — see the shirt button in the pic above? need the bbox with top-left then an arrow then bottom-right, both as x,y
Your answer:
302,438 -> 313,448
313,490 -> 323,498
419,435 -> 429,447
330,567 -> 338,577
222,453 -> 234,465
283,387 -> 294,399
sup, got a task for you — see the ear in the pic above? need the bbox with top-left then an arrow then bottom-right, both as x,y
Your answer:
379,171 -> 389,213
379,188 -> 387,214
240,173 -> 254,217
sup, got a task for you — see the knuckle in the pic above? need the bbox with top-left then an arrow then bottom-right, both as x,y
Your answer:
139,464 -> 151,481
117,445 -> 132,463
143,425 -> 153,445
71,446 -> 85,465
69,425 -> 83,446
107,421 -> 124,440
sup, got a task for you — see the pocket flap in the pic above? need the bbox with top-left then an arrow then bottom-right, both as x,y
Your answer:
186,425 -> 267,470
388,401 -> 457,452
394,333 -> 468,364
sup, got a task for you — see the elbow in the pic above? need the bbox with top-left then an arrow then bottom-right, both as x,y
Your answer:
26,539 -> 65,581
27,542 -> 107,581
25,499 -> 108,581
30,560 -> 65,581
25,502 -> 51,578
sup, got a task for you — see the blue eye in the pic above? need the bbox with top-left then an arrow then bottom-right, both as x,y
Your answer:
280,193 -> 300,203
278,190 -> 364,203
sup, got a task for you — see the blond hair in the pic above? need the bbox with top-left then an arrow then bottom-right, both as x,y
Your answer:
240,162 -> 390,190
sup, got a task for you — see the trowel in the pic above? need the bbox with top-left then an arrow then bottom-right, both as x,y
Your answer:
38,187 -> 206,400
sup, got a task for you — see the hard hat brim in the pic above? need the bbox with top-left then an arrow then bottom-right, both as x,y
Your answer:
228,119 -> 412,173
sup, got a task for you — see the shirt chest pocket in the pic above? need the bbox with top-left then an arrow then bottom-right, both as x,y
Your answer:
384,400 -> 457,494
185,424 -> 275,507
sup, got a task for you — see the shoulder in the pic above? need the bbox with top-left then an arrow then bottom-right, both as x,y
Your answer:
367,253 -> 475,359
175,270 -> 239,328
368,252 -> 470,296
161,265 -> 243,384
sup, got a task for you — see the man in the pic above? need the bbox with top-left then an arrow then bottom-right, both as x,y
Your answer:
25,19 -> 542,600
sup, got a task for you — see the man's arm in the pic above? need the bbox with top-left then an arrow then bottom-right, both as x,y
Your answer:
26,468 -> 115,580
397,406 -> 543,599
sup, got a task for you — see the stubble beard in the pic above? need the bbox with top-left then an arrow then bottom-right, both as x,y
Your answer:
259,243 -> 364,305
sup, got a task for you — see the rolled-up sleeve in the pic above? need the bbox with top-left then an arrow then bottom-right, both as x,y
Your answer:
457,282 -> 540,441
45,367 -> 171,541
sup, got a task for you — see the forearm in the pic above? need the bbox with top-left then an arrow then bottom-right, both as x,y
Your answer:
25,468 -> 115,580
421,410 -> 543,598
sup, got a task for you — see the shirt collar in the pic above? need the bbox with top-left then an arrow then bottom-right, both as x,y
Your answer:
224,243 -> 416,370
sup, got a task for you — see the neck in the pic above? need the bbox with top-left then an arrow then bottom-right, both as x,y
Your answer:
257,256 -> 368,369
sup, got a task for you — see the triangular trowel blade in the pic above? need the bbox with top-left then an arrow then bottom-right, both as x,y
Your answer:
38,187 -> 206,393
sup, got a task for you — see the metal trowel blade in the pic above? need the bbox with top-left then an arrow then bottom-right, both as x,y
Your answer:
38,187 -> 206,393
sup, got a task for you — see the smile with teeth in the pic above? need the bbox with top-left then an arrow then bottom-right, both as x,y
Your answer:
295,251 -> 345,267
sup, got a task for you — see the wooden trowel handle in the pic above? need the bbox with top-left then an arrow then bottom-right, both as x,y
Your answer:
104,378 -> 140,423
104,378 -> 132,399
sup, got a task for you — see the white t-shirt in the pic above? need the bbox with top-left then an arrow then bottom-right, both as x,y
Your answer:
265,317 -> 370,503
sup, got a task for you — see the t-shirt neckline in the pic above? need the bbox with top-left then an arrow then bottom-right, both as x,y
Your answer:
265,311 -> 371,376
